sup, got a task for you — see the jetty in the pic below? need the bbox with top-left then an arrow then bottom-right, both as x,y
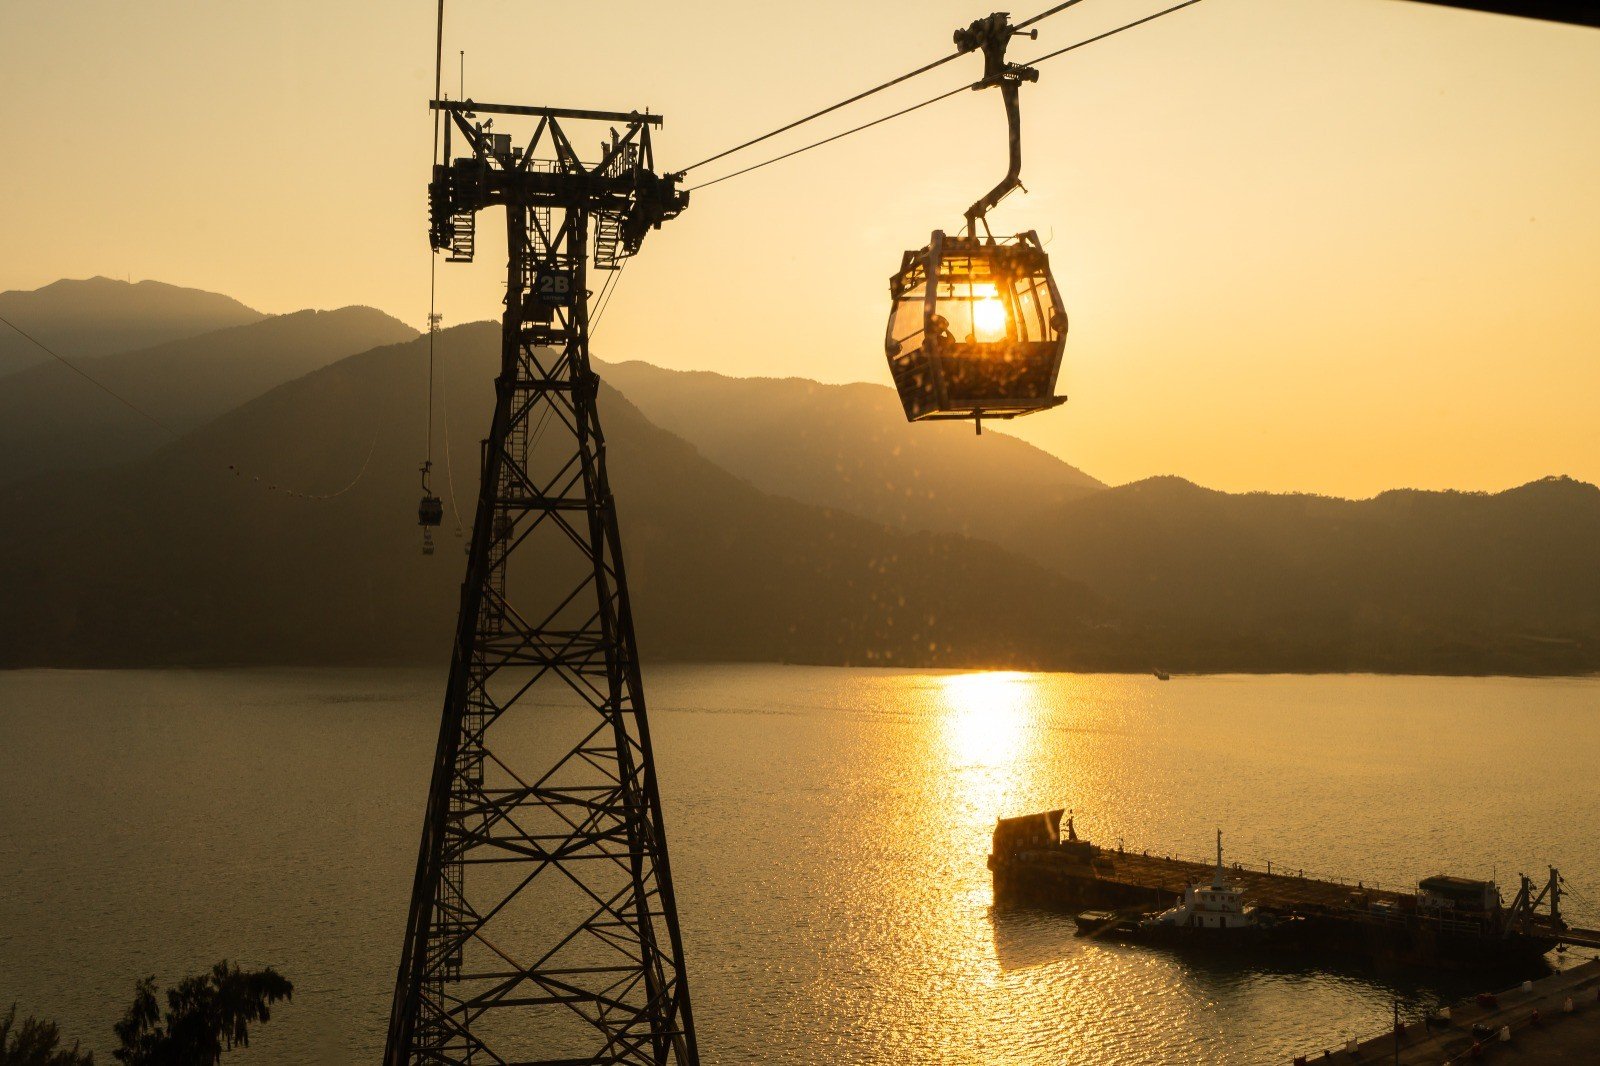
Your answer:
990,809 -> 1591,971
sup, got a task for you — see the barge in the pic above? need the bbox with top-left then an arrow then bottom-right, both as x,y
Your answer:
989,809 -> 1575,972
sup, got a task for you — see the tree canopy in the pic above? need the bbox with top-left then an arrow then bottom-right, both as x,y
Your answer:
0,1005 -> 94,1066
112,962 -> 292,1066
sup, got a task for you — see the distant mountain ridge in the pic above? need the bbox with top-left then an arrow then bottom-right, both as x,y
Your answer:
597,359 -> 1102,546
1,281 -> 1596,675
0,323 -> 1112,669
1017,474 -> 1600,673
591,357 -> 1600,672
0,276 -> 264,376
0,306 -> 418,487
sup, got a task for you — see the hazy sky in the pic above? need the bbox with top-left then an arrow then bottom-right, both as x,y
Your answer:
3,1 -> 1596,497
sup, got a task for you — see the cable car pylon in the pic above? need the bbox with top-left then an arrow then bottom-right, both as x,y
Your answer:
385,97 -> 693,1064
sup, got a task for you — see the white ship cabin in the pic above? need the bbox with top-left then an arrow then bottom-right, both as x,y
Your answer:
1145,830 -> 1259,931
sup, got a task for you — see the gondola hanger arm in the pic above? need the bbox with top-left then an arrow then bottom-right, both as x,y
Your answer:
955,12 -> 1040,237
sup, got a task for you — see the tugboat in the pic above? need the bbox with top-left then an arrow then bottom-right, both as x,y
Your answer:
1136,831 -> 1269,940
1076,831 -> 1299,948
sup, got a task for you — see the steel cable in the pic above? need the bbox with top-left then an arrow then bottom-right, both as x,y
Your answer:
686,0 -> 1207,193
687,83 -> 972,192
590,259 -> 629,335
1015,0 -> 1094,31
1020,0 -> 1205,66
0,312 -> 181,437
676,47 -> 968,175
678,0 -> 1182,181
434,325 -> 466,534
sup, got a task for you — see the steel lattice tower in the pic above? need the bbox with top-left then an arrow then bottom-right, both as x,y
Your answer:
386,100 -> 695,1065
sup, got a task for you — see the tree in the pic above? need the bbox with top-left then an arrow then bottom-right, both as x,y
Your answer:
0,1005 -> 94,1066
112,963 -> 292,1065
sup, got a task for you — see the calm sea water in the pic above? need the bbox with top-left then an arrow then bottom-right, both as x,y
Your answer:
2,666 -> 1597,1064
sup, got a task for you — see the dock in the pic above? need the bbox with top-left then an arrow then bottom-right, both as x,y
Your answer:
989,809 -> 1588,972
1040,847 -> 1415,911
1296,956 -> 1600,1064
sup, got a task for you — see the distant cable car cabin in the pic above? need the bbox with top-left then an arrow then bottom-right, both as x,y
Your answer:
418,461 -> 443,555
885,12 -> 1068,431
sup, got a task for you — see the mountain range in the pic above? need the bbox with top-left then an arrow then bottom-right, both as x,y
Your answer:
603,356 -> 1600,674
1,278 -> 1595,674
598,360 -> 1103,548
0,276 -> 263,376
1018,474 -> 1600,674
0,320 -> 1109,668
0,305 -> 416,486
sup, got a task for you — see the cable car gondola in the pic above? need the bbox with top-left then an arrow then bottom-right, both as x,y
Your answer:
418,460 -> 443,555
885,12 -> 1068,431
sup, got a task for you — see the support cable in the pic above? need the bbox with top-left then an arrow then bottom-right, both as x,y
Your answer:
1021,0 -> 1204,65
675,47 -> 967,175
1015,0 -> 1093,31
588,267 -> 621,331
436,327 -> 466,535
432,0 -> 446,156
687,84 -> 971,193
427,258 -> 438,467
680,0 -> 1131,178
289,433 -> 382,500
421,0 -> 445,499
590,260 -> 629,335
0,312 -> 181,436
686,0 -> 1206,193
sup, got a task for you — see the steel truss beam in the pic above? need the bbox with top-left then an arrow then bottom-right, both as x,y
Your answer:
388,108 -> 695,1065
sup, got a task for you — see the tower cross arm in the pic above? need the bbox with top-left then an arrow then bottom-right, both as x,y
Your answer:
430,100 -> 664,127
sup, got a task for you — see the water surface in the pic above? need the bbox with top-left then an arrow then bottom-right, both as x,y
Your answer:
1,666 -> 1596,1063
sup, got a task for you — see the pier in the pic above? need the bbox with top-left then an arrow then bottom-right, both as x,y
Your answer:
989,809 -> 1590,971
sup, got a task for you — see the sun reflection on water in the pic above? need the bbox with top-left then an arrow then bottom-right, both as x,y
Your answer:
932,670 -> 1044,931
938,670 -> 1032,768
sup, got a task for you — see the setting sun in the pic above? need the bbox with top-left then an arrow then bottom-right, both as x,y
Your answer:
970,283 -> 1008,342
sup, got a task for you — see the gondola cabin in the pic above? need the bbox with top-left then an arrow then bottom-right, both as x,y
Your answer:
885,229 -> 1066,427
418,460 -> 444,555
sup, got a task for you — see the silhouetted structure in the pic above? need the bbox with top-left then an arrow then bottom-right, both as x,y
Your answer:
1406,1 -> 1600,27
885,13 -> 1068,430
386,101 -> 695,1064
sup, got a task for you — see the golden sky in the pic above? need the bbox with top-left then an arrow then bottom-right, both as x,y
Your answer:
2,1 -> 1596,497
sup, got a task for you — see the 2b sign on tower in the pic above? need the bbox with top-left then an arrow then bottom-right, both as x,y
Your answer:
532,266 -> 575,305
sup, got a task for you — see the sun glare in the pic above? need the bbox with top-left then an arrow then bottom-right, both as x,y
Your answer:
970,283 -> 1008,342
940,670 -> 1031,767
